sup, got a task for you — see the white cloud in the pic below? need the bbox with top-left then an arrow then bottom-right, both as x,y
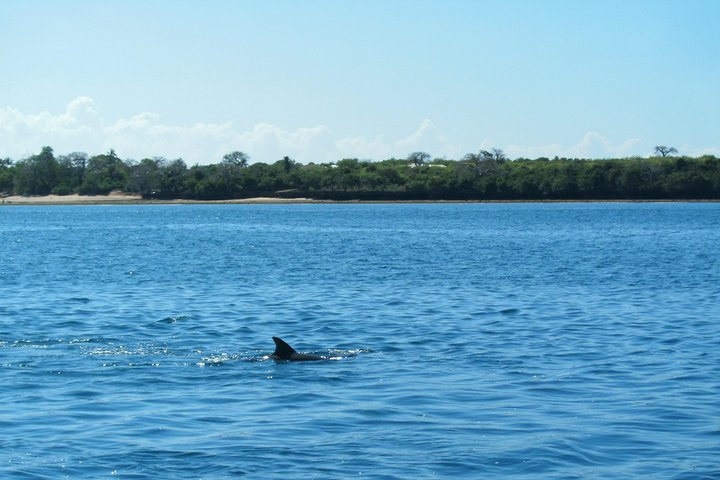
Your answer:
506,132 -> 644,159
0,98 -> 335,164
686,145 -> 720,157
235,123 -> 334,164
0,99 -> 465,163
63,96 -> 103,130
106,113 -> 238,163
395,119 -> 446,150
0,97 -> 107,158
335,119 -> 463,160
700,147 -> 720,156
334,134 -> 389,160
4,98 -> 712,164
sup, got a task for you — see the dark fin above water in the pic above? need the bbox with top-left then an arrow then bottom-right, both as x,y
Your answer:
271,336 -> 325,361
272,336 -> 298,359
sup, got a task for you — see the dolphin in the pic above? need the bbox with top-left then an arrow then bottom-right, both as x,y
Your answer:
269,336 -> 326,361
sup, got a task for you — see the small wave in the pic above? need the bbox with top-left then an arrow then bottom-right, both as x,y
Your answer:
68,337 -> 104,344
197,352 -> 245,367
330,348 -> 372,357
64,297 -> 92,304
199,347 -> 370,366
82,343 -> 172,357
157,315 -> 191,324
11,338 -> 66,348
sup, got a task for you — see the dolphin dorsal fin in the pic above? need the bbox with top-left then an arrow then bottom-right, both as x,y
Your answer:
272,337 -> 298,359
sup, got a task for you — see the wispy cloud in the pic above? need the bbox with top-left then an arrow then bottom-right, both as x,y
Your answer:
335,119 -> 464,160
690,146 -> 720,157
0,98 -> 463,163
2,98 -> 711,163
505,132 -> 644,159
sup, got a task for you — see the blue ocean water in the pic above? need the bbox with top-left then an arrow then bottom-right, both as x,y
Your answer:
1,203 -> 719,479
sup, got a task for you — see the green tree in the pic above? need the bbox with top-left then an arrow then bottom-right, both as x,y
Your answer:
14,146 -> 59,195
218,151 -> 250,196
654,146 -> 678,158
80,150 -> 129,195
0,158 -> 14,193
407,151 -> 430,167
127,157 -> 163,197
486,148 -> 507,162
222,151 -> 249,168
576,162 -> 610,198
462,149 -> 505,178
277,155 -> 298,173
159,158 -> 189,198
56,152 -> 88,194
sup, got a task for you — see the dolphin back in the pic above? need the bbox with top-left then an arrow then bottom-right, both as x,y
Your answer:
272,336 -> 298,359
271,337 -> 325,361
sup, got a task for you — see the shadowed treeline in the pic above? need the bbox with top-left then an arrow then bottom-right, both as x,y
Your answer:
1,147 -> 719,201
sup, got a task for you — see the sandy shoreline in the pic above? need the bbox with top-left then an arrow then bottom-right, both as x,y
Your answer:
1,193 -> 717,205
0,193 -> 318,205
2,193 -> 142,205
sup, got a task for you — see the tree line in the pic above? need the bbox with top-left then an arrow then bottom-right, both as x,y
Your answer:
1,146 -> 719,201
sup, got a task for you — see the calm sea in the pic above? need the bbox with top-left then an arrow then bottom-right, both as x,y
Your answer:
1,203 -> 719,479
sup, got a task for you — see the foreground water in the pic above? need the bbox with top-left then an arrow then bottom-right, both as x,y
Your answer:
1,203 -> 719,479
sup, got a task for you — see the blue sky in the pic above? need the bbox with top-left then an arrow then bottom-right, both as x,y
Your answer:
1,0 -> 718,164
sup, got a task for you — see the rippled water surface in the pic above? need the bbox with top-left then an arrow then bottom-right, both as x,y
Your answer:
1,203 -> 719,479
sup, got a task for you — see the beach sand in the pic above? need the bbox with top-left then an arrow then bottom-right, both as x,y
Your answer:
0,192 -> 316,205
2,192 -> 144,205
1,193 -> 713,206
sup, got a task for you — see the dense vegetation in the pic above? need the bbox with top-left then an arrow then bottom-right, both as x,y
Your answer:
1,146 -> 719,201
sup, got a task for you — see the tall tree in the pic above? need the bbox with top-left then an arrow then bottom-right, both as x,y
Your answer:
489,148 -> 507,162
127,157 -> 163,197
14,146 -> 59,195
160,158 -> 188,198
654,146 -> 678,157
278,155 -> 297,173
0,158 -> 14,193
463,148 -> 505,177
407,151 -> 431,167
222,151 -> 249,168
80,150 -> 129,194
219,151 -> 250,195
56,152 -> 89,192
